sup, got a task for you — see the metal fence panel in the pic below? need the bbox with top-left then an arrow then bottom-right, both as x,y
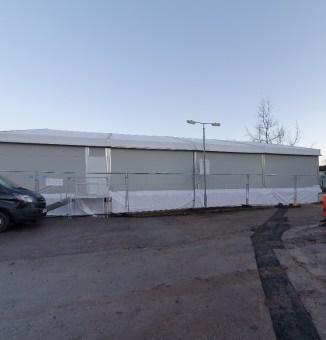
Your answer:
0,170 -> 321,216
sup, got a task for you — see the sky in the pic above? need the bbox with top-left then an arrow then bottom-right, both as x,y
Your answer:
0,0 -> 325,163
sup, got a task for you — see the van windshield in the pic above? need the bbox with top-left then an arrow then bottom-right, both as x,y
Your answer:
0,176 -> 19,189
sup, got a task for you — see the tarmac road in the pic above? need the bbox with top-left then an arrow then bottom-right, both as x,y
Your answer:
0,205 -> 324,340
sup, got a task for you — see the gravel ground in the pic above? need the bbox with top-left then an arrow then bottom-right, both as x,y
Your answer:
278,206 -> 326,339
0,205 -> 324,340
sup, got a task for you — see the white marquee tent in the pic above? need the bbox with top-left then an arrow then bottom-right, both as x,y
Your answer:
0,129 -> 321,215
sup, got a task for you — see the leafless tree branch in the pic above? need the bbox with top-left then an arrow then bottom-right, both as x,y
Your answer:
247,100 -> 301,146
287,121 -> 301,146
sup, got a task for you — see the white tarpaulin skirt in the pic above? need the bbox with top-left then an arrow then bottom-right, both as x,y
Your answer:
44,185 -> 321,216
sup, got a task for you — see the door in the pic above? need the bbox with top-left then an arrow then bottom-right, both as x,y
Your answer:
85,147 -> 110,196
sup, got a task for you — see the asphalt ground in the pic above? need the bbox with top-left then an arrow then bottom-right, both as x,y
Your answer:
0,205 -> 324,340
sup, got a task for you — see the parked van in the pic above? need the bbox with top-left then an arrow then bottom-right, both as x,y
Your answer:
0,176 -> 47,232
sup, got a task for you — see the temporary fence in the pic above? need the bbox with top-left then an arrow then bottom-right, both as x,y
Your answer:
0,170 -> 321,217
320,175 -> 326,192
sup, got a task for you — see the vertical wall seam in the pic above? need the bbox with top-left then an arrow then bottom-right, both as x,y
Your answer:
85,147 -> 89,175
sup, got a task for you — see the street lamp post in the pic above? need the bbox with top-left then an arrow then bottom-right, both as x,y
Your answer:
187,120 -> 221,208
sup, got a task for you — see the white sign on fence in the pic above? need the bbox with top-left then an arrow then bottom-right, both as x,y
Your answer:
45,177 -> 64,187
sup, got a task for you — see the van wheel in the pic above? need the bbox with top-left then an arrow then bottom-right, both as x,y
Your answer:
0,212 -> 10,232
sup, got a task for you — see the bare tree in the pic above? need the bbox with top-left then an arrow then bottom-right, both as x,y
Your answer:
287,121 -> 301,146
247,100 -> 301,146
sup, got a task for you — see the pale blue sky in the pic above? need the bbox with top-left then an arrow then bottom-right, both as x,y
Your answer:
0,0 -> 325,162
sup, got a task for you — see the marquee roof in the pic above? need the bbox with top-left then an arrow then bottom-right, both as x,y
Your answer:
0,129 -> 320,156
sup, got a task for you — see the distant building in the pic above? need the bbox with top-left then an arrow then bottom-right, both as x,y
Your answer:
320,165 -> 326,192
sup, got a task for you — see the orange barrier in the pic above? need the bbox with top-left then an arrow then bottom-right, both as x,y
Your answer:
321,194 -> 326,225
